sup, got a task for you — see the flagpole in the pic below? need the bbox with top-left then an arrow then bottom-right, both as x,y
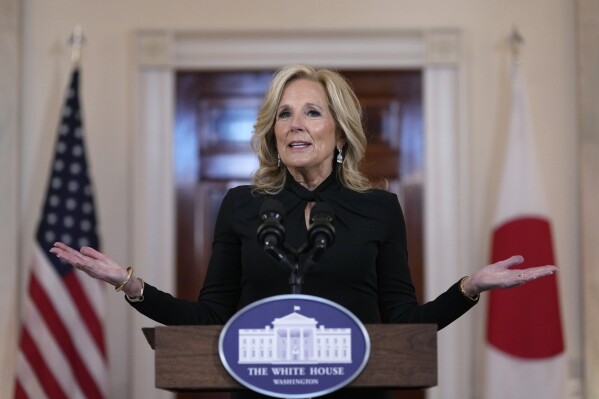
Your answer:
68,25 -> 85,67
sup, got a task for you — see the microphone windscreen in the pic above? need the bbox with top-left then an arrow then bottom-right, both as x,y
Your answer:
260,198 -> 285,218
310,202 -> 335,221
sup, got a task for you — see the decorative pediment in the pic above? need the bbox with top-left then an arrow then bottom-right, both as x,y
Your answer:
272,311 -> 317,327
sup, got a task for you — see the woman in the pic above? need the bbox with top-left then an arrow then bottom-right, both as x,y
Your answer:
51,65 -> 556,397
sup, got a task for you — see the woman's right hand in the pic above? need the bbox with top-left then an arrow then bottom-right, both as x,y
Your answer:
50,242 -> 142,296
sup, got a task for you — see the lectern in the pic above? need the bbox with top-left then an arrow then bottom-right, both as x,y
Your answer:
143,324 -> 437,393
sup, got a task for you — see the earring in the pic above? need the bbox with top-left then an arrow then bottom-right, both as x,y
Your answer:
277,154 -> 281,168
336,147 -> 343,164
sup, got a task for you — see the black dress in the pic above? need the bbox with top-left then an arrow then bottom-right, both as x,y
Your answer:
129,171 -> 477,398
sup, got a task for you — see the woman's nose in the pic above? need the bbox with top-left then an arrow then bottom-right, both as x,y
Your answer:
290,115 -> 304,132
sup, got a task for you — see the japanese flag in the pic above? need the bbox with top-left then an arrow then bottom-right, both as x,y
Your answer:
483,62 -> 566,398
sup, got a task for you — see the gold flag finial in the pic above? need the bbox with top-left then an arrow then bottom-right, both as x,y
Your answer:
68,26 -> 86,66
508,27 -> 524,63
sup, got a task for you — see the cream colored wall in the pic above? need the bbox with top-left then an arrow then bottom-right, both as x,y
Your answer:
0,0 -> 20,397
1,0 -> 585,398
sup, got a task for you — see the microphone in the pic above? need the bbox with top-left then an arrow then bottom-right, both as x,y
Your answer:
257,198 -> 285,249
257,199 -> 296,275
307,202 -> 335,262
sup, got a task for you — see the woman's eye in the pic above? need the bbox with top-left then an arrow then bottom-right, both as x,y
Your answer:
277,110 -> 291,119
307,109 -> 321,117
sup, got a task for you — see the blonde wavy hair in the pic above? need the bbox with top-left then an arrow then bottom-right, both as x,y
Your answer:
250,65 -> 371,194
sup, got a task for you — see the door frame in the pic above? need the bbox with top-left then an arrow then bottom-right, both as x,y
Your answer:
131,29 -> 472,399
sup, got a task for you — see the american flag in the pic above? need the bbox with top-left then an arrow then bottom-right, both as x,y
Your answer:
14,68 -> 108,399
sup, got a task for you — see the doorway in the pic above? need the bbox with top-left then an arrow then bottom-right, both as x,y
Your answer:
174,69 -> 424,399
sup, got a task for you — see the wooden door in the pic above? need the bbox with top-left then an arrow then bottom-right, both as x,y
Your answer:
174,69 -> 423,399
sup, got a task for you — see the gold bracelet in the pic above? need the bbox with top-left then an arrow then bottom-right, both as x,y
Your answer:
460,276 -> 480,302
115,267 -> 133,292
126,278 -> 145,303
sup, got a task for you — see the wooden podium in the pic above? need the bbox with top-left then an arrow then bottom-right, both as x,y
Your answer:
143,324 -> 437,393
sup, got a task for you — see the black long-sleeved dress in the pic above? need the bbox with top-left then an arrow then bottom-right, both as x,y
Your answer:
129,171 -> 477,398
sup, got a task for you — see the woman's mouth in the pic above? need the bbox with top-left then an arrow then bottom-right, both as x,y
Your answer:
288,141 -> 311,149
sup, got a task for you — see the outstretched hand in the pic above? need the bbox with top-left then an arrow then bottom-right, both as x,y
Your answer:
461,255 -> 558,298
50,242 -> 136,292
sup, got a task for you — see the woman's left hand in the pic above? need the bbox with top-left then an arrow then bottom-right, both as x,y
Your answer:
461,255 -> 558,298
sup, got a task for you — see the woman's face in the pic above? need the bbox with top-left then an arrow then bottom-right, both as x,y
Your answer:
274,78 -> 345,181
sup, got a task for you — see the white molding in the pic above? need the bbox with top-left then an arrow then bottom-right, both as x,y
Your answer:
132,29 -> 468,399
577,1 -> 599,397
424,67 -> 470,399
130,69 -> 175,399
135,29 -> 462,70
